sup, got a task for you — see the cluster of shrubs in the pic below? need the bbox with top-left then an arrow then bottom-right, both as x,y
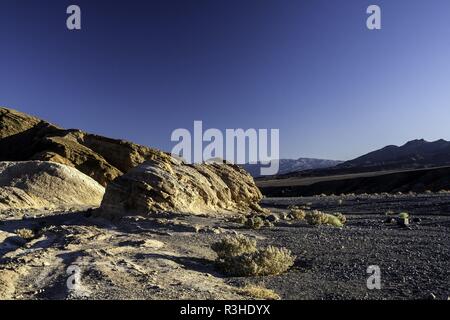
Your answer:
235,215 -> 273,230
211,235 -> 296,277
288,207 -> 347,227
234,206 -> 347,230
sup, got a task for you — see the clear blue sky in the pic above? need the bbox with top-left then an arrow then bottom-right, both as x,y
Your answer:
1,0 -> 449,160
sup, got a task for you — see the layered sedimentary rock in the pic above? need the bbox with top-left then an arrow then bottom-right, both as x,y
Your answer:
1,107 -> 265,216
0,161 -> 105,211
100,156 -> 265,217
0,107 -> 165,186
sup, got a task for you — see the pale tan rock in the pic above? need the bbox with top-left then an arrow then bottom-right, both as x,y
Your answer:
0,161 -> 105,212
100,157 -> 265,217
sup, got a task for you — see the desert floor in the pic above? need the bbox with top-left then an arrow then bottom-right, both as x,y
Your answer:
1,193 -> 449,300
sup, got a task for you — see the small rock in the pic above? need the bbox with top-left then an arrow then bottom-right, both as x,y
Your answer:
266,214 -> 279,222
384,217 -> 396,224
397,218 -> 409,227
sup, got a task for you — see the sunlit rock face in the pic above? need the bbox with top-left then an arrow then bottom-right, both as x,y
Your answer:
100,156 -> 265,217
0,161 -> 105,212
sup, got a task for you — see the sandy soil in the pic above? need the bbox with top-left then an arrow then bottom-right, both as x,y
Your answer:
1,193 -> 449,300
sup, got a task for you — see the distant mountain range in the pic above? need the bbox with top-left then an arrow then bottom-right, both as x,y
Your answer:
258,139 -> 450,196
246,139 -> 450,178
338,139 -> 450,170
242,158 -> 342,177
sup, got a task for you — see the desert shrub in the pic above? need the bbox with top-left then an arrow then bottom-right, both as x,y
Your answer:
305,210 -> 346,227
326,215 -> 343,227
305,210 -> 329,225
14,228 -> 35,240
398,212 -> 409,220
244,216 -> 265,230
346,193 -> 356,197
239,284 -> 280,300
234,216 -> 248,225
212,236 -> 295,277
289,209 -> 306,220
219,246 -> 295,277
249,246 -> 296,276
333,212 -> 347,224
211,235 -> 257,260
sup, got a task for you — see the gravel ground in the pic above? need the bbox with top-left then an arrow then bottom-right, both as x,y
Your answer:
248,193 -> 450,300
1,193 -> 449,300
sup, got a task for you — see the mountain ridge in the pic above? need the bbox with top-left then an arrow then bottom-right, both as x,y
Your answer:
242,157 -> 342,177
338,138 -> 450,170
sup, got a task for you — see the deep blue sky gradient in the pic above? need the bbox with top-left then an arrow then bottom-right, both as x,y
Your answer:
1,0 -> 449,160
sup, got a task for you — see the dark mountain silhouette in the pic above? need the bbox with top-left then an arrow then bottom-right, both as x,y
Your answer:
258,139 -> 450,196
339,139 -> 450,170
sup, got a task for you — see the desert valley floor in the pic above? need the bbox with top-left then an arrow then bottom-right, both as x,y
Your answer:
1,193 -> 449,300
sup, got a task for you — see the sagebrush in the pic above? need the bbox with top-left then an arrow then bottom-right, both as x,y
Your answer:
212,235 -> 295,277
305,210 -> 347,227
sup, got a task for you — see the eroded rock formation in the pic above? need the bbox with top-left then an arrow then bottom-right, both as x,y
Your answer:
100,156 -> 265,217
0,161 -> 105,211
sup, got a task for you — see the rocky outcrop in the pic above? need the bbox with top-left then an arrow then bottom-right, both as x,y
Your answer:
1,107 -> 265,216
0,161 -> 105,211
0,107 -> 166,186
99,156 -> 265,218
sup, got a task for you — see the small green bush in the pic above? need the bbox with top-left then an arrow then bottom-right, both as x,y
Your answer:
326,215 -> 343,227
244,216 -> 266,230
333,212 -> 347,224
398,212 -> 409,220
305,210 -> 346,227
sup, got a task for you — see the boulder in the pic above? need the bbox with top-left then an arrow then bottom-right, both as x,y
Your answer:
0,161 -> 105,212
99,156 -> 265,217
